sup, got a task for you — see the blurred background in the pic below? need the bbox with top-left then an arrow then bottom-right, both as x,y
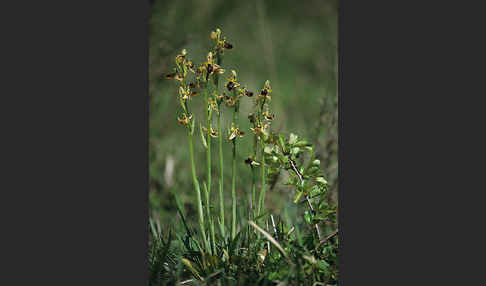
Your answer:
149,0 -> 338,229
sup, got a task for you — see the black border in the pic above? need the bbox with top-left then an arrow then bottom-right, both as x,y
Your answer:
4,0 -> 479,284
337,0 -> 344,283
4,1 -> 149,284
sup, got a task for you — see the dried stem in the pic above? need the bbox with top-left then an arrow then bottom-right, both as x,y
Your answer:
316,229 -> 338,249
288,157 -> 321,240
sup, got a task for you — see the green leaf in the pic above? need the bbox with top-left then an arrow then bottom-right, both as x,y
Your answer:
180,98 -> 187,113
253,211 -> 270,221
149,218 -> 159,240
304,211 -> 312,224
289,133 -> 298,145
268,271 -> 278,280
190,116 -> 195,134
294,140 -> 309,147
278,134 -> 286,151
304,166 -> 319,177
222,249 -> 230,264
317,259 -> 330,271
174,197 -> 192,237
228,229 -> 243,257
290,147 -> 300,155
199,124 -> 208,149
293,191 -> 303,203
264,145 -> 273,154
316,177 -> 328,185
181,258 -> 203,280
309,185 -> 321,196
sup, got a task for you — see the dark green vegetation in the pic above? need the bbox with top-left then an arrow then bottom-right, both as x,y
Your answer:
149,1 -> 338,284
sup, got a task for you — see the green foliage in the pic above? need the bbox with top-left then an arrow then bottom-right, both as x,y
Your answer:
148,218 -> 178,285
149,27 -> 338,285
149,0 -> 338,223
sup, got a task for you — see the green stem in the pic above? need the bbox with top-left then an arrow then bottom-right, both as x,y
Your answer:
207,125 -> 211,196
188,131 -> 209,252
257,97 -> 267,217
214,53 -> 225,239
202,182 -> 212,255
204,84 -> 215,255
251,131 -> 258,220
205,89 -> 212,211
214,53 -> 222,86
231,101 -> 239,240
231,140 -> 236,240
251,167 -> 256,218
218,107 -> 225,237
257,140 -> 266,216
210,217 -> 216,255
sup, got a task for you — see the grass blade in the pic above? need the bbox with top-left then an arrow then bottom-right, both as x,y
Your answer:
248,221 -> 289,260
181,257 -> 204,281
173,193 -> 192,237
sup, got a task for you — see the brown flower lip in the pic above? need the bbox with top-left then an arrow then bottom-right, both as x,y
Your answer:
229,124 -> 245,140
224,42 -> 233,49
248,113 -> 256,123
245,157 -> 261,167
264,112 -> 275,120
166,72 -> 177,79
177,113 -> 192,126
226,81 -> 235,91
245,90 -> 254,97
260,89 -> 268,96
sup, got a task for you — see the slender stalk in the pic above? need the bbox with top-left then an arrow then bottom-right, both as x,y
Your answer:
206,102 -> 212,200
180,71 -> 209,252
215,53 -> 226,239
210,217 -> 216,255
247,136 -> 253,223
231,101 -> 239,240
204,83 -> 216,255
257,140 -> 266,216
188,131 -> 209,252
251,120 -> 258,221
257,96 -> 267,217
250,167 -> 256,236
218,107 -> 225,237
202,182 -> 213,255
214,53 -> 222,85
248,172 -> 253,221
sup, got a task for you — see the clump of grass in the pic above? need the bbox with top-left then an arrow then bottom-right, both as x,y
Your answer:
154,28 -> 339,285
